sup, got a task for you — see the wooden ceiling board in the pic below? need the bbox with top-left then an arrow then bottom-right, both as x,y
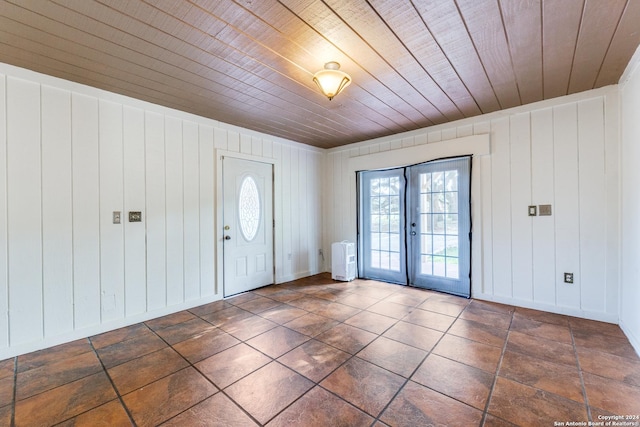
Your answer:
455,0 -> 521,109
542,0 -> 584,99
595,0 -> 640,87
59,0 -> 378,140
0,0 -> 638,147
499,0 -> 544,105
412,0 -> 501,114
568,0 -> 627,93
368,0 -> 479,119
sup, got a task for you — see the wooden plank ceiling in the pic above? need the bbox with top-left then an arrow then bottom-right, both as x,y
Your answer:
0,0 -> 638,148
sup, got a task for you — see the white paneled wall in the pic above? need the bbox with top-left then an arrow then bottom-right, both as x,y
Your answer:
620,46 -> 640,354
325,87 -> 620,322
0,64 -> 323,359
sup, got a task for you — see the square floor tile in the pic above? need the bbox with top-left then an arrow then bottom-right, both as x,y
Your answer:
459,304 -> 512,329
357,336 -> 427,378
201,306 -> 254,327
268,385 -> 374,427
337,293 -> 379,309
17,339 -> 93,373
189,300 -> 233,317
283,313 -> 339,337
162,392 -> 257,426
57,399 -> 131,426
505,330 -> 577,367
313,302 -> 361,321
412,354 -> 493,410
433,334 -> 502,373
122,367 -> 217,427
344,310 -> 397,334
380,380 -> 482,426
220,315 -> 278,341
448,318 -> 508,348
259,305 -> 307,324
278,339 -> 351,382
403,308 -> 456,332
145,310 -> 196,331
572,328 -> 639,360
196,343 -> 271,389
418,299 -> 466,316
225,362 -> 313,424
153,317 -> 217,345
488,376 -> 588,426
108,347 -> 188,395
172,328 -> 240,363
382,321 -> 443,351
582,372 -> 640,415
569,317 -> 628,339
499,350 -> 584,404
367,300 -> 414,319
96,331 -> 167,369
0,375 -> 14,409
384,292 -> 428,307
246,326 -> 309,358
16,350 -> 102,400
90,323 -> 150,350
510,314 -> 573,344
577,346 -> 640,387
321,357 -> 404,417
238,296 -> 283,314
14,371 -> 117,426
316,324 -> 377,354
0,358 -> 13,380
514,307 -> 569,326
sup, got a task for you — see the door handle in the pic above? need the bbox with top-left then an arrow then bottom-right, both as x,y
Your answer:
224,235 -> 231,240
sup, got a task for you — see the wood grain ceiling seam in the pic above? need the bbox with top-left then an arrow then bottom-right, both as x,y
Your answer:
591,0 -> 629,89
362,0 -> 469,117
275,0 -> 432,130
496,0 -> 523,106
565,0 -> 587,96
452,0 -> 504,111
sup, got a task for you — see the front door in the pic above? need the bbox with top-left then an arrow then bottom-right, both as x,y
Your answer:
222,157 -> 274,297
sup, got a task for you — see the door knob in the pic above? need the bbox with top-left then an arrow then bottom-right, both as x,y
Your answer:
224,235 -> 231,240
410,231 -> 417,236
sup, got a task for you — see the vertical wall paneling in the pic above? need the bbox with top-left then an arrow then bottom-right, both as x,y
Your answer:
0,75 -> 7,349
199,125 -> 215,296
71,92 -> 101,328
214,127 -> 228,150
240,134 -> 252,154
490,117 -> 513,297
227,131 -> 240,152
272,142 -> 284,281
530,108 -> 556,305
7,77 -> 43,345
98,100 -> 125,322
290,148 -> 300,275
251,136 -> 262,157
479,149 -> 493,296
604,91 -> 620,316
262,139 -> 273,159
577,98 -> 607,312
123,106 -> 147,316
509,113 -> 533,301
280,144 -> 292,278
183,121 -> 200,300
553,104 -> 581,309
165,116 -> 184,305
41,86 -> 74,336
145,112 -> 167,310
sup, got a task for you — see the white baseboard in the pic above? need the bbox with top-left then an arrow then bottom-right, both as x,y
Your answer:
619,321 -> 640,358
0,294 -> 222,360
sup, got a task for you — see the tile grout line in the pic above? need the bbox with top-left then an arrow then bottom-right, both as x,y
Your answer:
569,322 -> 593,422
479,308 -> 515,427
87,337 -> 138,426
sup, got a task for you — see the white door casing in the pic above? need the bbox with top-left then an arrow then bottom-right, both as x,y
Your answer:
222,156 -> 274,297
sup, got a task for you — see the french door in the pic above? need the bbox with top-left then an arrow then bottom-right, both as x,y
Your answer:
358,157 -> 471,297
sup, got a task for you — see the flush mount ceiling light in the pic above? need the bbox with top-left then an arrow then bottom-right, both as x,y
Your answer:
313,61 -> 351,100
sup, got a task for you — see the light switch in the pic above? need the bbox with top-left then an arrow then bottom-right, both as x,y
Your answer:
113,211 -> 121,224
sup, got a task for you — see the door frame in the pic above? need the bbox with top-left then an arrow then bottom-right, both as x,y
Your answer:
216,150 -> 277,297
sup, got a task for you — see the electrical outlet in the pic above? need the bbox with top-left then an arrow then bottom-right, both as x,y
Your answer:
528,206 -> 537,216
564,272 -> 574,284
129,211 -> 142,222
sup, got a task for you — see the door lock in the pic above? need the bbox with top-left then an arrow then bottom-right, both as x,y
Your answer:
224,235 -> 231,240
411,222 -> 416,227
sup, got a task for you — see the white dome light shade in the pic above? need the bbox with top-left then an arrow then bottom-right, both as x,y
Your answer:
313,62 -> 351,100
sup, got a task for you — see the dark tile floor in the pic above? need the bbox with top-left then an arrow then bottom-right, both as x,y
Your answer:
1,274 -> 639,426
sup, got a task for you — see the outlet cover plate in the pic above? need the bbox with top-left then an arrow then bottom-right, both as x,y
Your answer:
539,204 -> 552,216
564,272 -> 574,284
528,205 -> 537,216
129,211 -> 142,222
